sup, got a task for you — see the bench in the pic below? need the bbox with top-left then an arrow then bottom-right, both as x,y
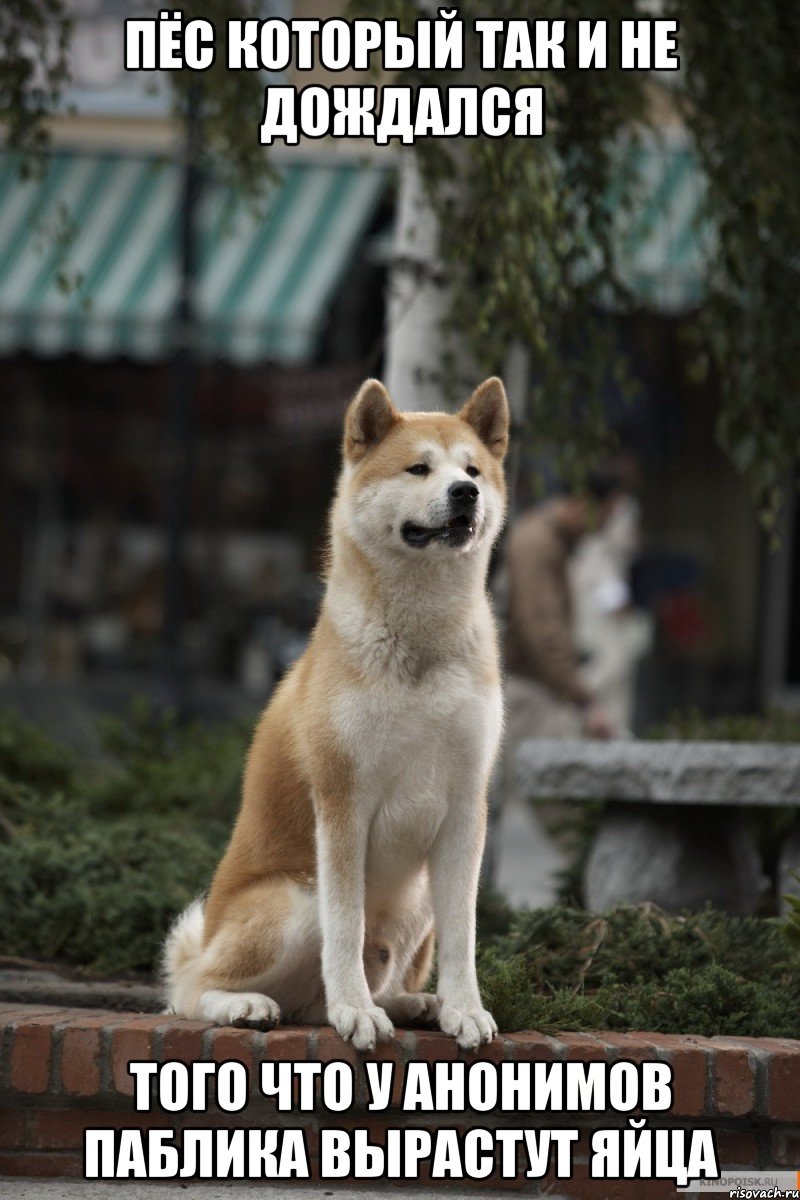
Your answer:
515,739 -> 800,914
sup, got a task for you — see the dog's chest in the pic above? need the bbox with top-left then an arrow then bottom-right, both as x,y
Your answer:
336,659 -> 495,775
332,660 -> 501,876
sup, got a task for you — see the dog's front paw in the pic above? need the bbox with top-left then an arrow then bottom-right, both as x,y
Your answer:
329,1003 -> 394,1051
384,992 -> 440,1025
438,1002 -> 497,1050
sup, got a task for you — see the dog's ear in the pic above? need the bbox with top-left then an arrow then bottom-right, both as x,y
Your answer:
344,379 -> 400,462
459,377 -> 509,460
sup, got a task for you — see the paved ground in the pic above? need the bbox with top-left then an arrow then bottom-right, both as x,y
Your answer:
1,1183 -> 566,1199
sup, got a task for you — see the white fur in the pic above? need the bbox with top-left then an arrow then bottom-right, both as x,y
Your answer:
199,990 -> 280,1027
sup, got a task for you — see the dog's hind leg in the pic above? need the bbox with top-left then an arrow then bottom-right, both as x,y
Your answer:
164,876 -> 323,1027
381,925 -> 440,1026
198,988 -> 281,1028
403,926 -> 436,994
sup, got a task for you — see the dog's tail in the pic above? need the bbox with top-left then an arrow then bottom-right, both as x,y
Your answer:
161,898 -> 206,1014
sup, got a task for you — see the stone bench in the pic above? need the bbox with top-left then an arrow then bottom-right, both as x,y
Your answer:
516,740 -> 800,914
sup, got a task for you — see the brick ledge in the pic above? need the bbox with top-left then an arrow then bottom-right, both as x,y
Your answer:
1,1003 -> 799,1193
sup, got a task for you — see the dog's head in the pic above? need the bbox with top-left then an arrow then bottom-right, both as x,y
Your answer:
336,377 -> 509,562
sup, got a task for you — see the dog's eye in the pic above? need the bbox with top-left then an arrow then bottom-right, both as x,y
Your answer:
406,463 -> 430,476
466,465 -> 480,478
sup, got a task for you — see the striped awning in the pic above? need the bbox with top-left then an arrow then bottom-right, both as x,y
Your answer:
0,152 -> 388,364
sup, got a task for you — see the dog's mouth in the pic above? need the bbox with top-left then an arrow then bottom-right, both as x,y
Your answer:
401,513 -> 477,548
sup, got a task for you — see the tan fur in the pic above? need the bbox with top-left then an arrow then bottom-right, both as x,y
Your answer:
403,928 -> 436,994
164,377 -> 509,1050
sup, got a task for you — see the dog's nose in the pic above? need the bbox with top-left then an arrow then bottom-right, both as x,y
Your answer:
448,480 -> 479,508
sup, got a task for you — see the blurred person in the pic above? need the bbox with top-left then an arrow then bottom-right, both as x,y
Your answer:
570,490 -> 653,733
503,469 -> 628,744
488,469 -> 628,908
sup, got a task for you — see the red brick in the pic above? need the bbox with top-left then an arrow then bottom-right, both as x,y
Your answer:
572,1127 -> 596,1162
68,1009 -> 124,1023
771,1128 -> 800,1167
415,1158 -> 526,1192
0,1151 -> 83,1177
29,1109 -> 170,1150
9,1015 -> 63,1093
413,1030 -> 459,1061
299,1123 -> 320,1159
3,1018 -> 799,1189
460,1033 -> 506,1063
361,1034 -> 407,1107
160,1020 -> 211,1063
0,1108 -> 26,1148
555,1033 -> 610,1061
0,1006 -> 63,1023
505,1032 -> 557,1062
211,1027 -> 256,1074
645,1033 -> 708,1118
60,1025 -> 104,1097
713,1035 -> 791,1053
596,1032 -> 662,1062
712,1047 -> 755,1117
56,1007 -> 120,1021
258,1028 -> 312,1110
542,1161 -> 676,1200
768,1047 -> 800,1122
263,1028 -> 311,1060
715,1128 -> 759,1167
313,1027 -> 363,1113
320,1116 -> 397,1145
182,1111 -> 257,1132
316,1027 -> 357,1068
108,1016 -> 167,1096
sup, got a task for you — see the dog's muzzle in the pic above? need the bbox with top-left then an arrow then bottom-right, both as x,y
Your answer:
401,482 -> 480,548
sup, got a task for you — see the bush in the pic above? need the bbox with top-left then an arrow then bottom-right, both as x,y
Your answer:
649,707 -> 800,743
0,815 -> 224,974
0,701 -> 247,974
0,708 -> 74,792
1,706 -> 799,1037
90,697 -> 248,819
475,896 -> 800,1037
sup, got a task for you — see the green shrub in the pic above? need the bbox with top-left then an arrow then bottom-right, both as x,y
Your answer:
475,900 -> 800,1037
2,706 -> 800,1038
786,874 -> 800,953
479,960 -> 800,1040
493,903 -> 795,989
0,814 -> 225,974
90,697 -> 248,819
0,707 -> 74,791
0,701 -> 246,974
648,707 -> 800,743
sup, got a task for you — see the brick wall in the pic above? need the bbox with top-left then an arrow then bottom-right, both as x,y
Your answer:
1,1003 -> 799,1196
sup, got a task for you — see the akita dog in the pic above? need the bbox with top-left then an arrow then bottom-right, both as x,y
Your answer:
164,376 -> 509,1050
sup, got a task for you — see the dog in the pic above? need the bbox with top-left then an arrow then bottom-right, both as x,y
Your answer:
163,376 -> 509,1051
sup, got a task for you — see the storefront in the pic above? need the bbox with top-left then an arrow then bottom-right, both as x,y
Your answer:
0,149 -> 390,685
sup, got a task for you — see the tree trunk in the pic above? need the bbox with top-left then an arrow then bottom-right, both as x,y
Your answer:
383,152 -> 453,412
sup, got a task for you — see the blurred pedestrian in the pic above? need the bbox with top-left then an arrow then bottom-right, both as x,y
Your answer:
503,469 -> 628,744
570,490 -> 652,733
487,469 -> 629,906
